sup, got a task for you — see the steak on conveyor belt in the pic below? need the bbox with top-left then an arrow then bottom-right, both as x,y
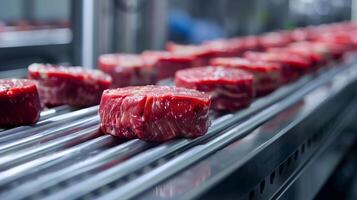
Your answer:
268,47 -> 327,70
99,85 -> 211,142
166,42 -> 231,67
0,79 -> 41,127
210,57 -> 281,96
142,51 -> 195,80
244,51 -> 311,84
98,54 -> 156,88
289,42 -> 338,62
238,36 -> 263,51
258,31 -> 292,49
175,67 -> 254,112
28,63 -> 112,107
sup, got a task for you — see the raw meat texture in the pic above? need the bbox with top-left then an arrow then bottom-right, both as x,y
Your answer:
267,47 -> 326,70
175,67 -> 254,112
244,51 -> 311,84
288,42 -> 332,63
290,28 -> 309,42
289,42 -> 341,62
98,54 -> 156,87
142,51 -> 195,80
239,36 -> 263,51
287,46 -> 328,68
99,85 -> 211,142
310,28 -> 356,50
210,58 -> 281,96
313,41 -> 346,60
258,32 -> 292,49
202,39 -> 244,57
166,42 -> 235,67
0,79 -> 41,127
166,43 -> 213,66
315,32 -> 354,50
28,63 -> 112,107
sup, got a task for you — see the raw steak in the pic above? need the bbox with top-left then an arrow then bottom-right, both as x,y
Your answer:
0,79 -> 41,127
267,47 -> 326,70
175,67 -> 254,112
98,54 -> 156,87
166,43 -> 212,66
258,32 -> 292,49
315,32 -> 354,49
244,51 -> 311,84
238,36 -> 263,51
288,42 -> 332,64
166,42 -> 234,67
210,57 -> 281,96
28,63 -> 112,107
99,85 -> 211,142
289,28 -> 310,42
142,51 -> 195,80
313,41 -> 346,60
202,39 -> 244,57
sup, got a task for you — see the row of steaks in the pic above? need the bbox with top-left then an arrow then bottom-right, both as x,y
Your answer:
1,22 -> 357,141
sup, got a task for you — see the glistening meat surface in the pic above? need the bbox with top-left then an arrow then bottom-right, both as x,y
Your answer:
0,79 -> 41,127
98,54 -> 156,87
99,85 -> 211,142
210,57 -> 281,96
175,67 -> 254,112
244,51 -> 311,83
142,51 -> 195,80
28,63 -> 112,107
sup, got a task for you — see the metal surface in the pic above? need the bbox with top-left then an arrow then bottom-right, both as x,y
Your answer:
0,28 -> 72,69
274,130 -> 356,200
0,28 -> 72,48
69,0 -> 168,67
70,0 -> 98,68
0,68 -> 28,79
0,57 -> 356,200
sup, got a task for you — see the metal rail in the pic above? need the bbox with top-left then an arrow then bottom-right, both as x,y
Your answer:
0,106 -> 98,142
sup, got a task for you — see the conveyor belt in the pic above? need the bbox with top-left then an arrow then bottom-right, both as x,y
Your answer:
0,57 -> 356,200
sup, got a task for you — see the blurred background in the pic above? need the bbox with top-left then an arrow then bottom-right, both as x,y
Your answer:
0,0 -> 353,72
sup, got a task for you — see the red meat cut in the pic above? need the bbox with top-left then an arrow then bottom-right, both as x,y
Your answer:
202,39 -> 244,57
289,42 -> 332,63
0,79 -> 41,127
289,28 -> 310,42
28,63 -> 112,107
142,51 -> 195,80
288,42 -> 338,63
313,41 -> 347,60
238,36 -> 263,51
258,32 -> 292,49
175,67 -> 254,112
210,58 -> 281,96
99,85 -> 211,142
166,42 -> 234,67
98,54 -> 156,87
166,43 -> 212,66
244,51 -> 311,84
267,47 -> 326,70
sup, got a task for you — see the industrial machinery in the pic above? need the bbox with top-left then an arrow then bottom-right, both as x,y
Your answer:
0,55 -> 355,199
0,0 -> 356,200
